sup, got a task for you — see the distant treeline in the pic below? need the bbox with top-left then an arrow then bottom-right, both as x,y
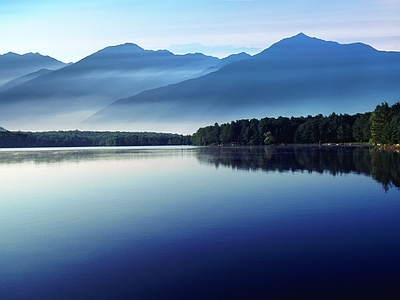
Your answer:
1,103 -> 399,148
0,130 -> 191,148
192,102 -> 400,146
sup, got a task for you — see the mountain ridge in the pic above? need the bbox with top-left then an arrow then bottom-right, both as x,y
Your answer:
0,52 -> 67,86
0,33 -> 399,133
0,68 -> 54,93
83,33 -> 400,133
0,42 -> 251,131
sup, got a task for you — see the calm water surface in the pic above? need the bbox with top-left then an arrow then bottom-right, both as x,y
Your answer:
0,146 -> 399,299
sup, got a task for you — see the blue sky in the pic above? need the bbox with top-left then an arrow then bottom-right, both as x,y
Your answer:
1,0 -> 399,62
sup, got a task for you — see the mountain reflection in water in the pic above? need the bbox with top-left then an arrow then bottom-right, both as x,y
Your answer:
196,146 -> 400,191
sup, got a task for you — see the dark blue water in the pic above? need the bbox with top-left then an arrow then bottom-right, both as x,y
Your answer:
0,146 -> 399,299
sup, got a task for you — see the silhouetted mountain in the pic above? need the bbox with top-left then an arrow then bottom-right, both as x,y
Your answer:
85,33 -> 400,133
0,43 -> 248,130
201,52 -> 251,74
0,52 -> 66,86
220,52 -> 251,64
0,69 -> 54,93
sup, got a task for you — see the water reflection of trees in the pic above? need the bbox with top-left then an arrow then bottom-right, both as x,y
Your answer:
2,146 -> 399,190
196,146 -> 400,191
0,147 -> 194,165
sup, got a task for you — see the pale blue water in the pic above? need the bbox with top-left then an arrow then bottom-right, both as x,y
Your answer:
0,146 -> 399,299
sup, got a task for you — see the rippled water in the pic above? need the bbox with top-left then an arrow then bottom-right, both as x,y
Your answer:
0,146 -> 399,299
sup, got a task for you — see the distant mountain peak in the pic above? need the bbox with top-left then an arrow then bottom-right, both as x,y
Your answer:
293,32 -> 309,38
101,43 -> 145,53
77,43 -> 148,63
24,52 -> 50,58
3,52 -> 19,57
256,32 -> 378,58
0,51 -> 66,65
3,51 -> 47,58
120,42 -> 144,50
282,32 -> 326,44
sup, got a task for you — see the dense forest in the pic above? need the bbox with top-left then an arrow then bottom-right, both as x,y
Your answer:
370,102 -> 400,145
192,103 -> 400,146
0,130 -> 191,148
1,102 -> 399,148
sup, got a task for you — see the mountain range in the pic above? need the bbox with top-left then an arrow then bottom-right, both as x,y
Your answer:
0,44 -> 248,131
0,52 -> 66,86
1,33 -> 399,133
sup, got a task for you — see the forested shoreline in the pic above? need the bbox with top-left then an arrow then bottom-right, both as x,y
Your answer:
1,102 -> 399,148
192,102 -> 400,147
0,130 -> 191,148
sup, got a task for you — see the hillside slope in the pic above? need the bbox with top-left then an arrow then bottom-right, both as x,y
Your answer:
0,44 -> 249,130
85,33 -> 400,133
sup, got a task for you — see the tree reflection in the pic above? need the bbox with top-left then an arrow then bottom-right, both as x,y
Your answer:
370,149 -> 400,191
1,145 -> 399,191
0,147 -> 192,164
196,146 -> 400,191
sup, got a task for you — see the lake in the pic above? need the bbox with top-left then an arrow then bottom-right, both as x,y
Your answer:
0,146 -> 399,299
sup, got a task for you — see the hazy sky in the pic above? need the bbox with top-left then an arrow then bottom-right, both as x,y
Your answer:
1,0 -> 399,62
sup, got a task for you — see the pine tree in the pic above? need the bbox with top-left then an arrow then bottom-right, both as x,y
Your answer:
370,103 -> 391,145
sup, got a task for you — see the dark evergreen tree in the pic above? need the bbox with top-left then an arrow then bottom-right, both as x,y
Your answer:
352,113 -> 371,142
370,103 -> 392,145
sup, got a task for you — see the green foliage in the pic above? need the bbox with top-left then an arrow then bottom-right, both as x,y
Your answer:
352,113 -> 371,142
0,130 -> 192,148
263,131 -> 274,145
370,102 -> 400,145
3,101 -> 399,148
193,111 -> 372,146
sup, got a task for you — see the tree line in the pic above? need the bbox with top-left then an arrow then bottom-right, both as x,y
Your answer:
0,130 -> 191,148
192,102 -> 400,146
1,102 -> 399,148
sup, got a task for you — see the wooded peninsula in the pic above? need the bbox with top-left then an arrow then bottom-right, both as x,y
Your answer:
0,102 -> 399,148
